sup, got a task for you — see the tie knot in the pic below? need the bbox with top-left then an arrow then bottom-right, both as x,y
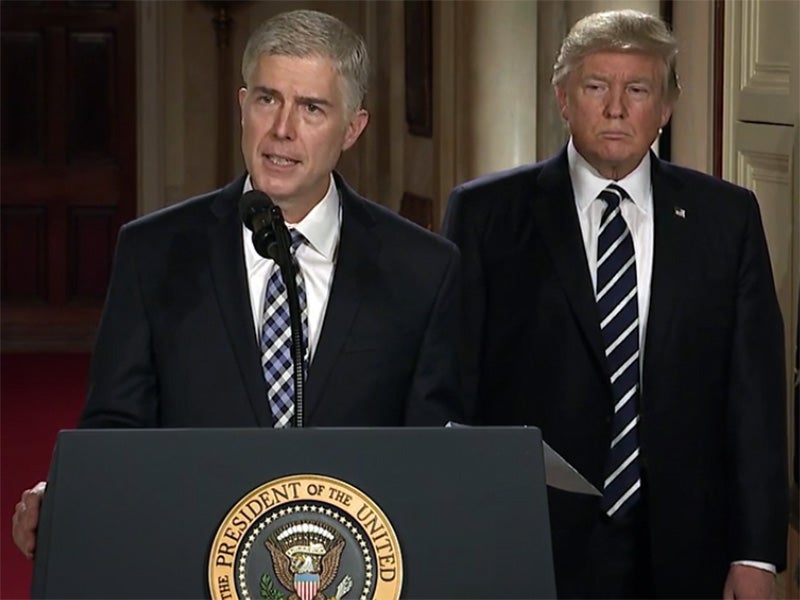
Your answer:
598,183 -> 629,210
289,228 -> 306,253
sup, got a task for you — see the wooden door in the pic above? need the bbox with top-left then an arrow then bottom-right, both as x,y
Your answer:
1,0 -> 136,350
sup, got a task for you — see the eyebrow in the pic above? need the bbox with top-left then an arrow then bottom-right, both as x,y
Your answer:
296,95 -> 333,108
582,74 -> 654,84
250,86 -> 333,107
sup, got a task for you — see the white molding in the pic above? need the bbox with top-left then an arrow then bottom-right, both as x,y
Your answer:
163,1 -> 185,204
434,0 -> 456,215
670,0 -> 714,174
722,0 -> 740,183
732,0 -> 796,125
136,1 -> 165,216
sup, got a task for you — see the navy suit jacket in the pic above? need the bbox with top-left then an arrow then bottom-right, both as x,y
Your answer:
81,173 -> 463,428
443,148 -> 787,597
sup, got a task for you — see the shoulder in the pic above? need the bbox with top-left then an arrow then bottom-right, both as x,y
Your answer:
654,159 -> 760,228
347,190 -> 458,259
446,153 -> 564,220
656,160 -> 754,204
124,191 -> 214,232
337,182 -> 459,295
119,177 -> 243,242
450,162 -> 544,202
336,172 -> 458,260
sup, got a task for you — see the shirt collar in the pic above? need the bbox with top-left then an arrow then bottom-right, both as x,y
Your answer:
567,138 -> 652,215
242,173 -> 341,264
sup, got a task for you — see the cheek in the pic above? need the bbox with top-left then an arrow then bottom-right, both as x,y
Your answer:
241,117 -> 265,148
567,99 -> 597,122
311,130 -> 346,159
569,110 -> 596,135
639,102 -> 667,128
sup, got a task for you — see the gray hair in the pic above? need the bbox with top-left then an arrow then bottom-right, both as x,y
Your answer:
552,9 -> 680,102
241,9 -> 369,115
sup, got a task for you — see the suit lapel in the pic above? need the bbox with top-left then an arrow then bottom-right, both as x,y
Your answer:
642,157 -> 691,392
533,150 -> 609,380
208,175 -> 272,426
304,175 -> 378,421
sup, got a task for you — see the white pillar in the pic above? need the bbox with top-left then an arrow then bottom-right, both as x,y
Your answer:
452,0 -> 539,183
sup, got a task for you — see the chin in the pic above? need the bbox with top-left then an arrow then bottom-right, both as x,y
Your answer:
597,146 -> 634,164
603,154 -> 631,166
250,175 -> 288,196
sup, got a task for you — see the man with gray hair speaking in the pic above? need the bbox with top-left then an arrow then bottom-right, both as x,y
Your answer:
444,9 -> 787,598
14,8 -> 462,559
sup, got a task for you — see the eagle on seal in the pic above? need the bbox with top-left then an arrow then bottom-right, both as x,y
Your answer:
266,532 -> 352,600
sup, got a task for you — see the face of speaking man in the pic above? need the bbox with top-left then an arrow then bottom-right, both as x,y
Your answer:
238,53 -> 368,222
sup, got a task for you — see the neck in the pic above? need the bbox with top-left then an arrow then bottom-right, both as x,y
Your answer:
274,199 -> 317,224
596,163 -> 632,181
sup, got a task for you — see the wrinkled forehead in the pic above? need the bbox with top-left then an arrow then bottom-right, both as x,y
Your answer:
568,49 -> 669,87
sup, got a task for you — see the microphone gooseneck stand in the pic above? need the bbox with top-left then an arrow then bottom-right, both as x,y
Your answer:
241,191 -> 305,428
267,207 -> 306,429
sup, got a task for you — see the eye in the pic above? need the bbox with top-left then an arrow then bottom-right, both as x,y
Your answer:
584,82 -> 607,95
628,85 -> 650,96
305,102 -> 323,114
257,93 -> 275,105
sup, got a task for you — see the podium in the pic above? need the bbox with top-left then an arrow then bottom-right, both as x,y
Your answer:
32,427 -> 555,599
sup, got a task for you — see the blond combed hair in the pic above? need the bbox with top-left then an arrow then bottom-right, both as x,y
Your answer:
552,9 -> 680,102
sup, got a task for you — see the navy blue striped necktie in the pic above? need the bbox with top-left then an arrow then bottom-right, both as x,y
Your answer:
596,183 -> 642,518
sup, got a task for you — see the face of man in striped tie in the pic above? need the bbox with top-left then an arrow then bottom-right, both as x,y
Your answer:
555,51 -> 674,181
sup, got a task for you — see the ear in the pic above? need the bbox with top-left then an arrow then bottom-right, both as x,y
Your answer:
238,87 -> 248,124
341,109 -> 369,152
555,85 -> 569,121
659,101 -> 674,128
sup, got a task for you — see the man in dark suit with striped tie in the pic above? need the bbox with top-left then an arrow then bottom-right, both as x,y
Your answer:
443,9 -> 787,599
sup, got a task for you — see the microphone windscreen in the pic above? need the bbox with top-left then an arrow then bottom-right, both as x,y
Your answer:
238,190 -> 273,231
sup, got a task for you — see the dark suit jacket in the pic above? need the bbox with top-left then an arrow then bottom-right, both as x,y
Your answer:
442,148 -> 787,597
81,173 -> 462,429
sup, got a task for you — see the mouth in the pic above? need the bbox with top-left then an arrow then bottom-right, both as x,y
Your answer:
262,153 -> 301,167
599,131 -> 630,140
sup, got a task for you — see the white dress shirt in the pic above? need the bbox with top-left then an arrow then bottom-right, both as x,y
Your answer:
242,174 -> 340,363
567,139 -> 775,576
568,138 -> 654,360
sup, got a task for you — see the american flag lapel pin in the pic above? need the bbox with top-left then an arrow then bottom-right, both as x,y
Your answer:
674,206 -> 686,219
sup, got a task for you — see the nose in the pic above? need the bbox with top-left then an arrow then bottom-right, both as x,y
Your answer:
604,86 -> 627,119
270,104 -> 296,140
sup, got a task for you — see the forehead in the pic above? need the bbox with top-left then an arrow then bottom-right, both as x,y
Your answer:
576,51 -> 663,80
250,53 -> 342,92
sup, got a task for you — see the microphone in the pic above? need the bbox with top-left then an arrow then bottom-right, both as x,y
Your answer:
237,188 -> 305,427
239,190 -> 283,261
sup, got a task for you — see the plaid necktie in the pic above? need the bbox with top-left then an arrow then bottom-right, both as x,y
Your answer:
596,183 -> 642,518
260,229 -> 309,428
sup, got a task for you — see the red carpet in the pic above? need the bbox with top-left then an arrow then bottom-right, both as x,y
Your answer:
1,353 -> 88,600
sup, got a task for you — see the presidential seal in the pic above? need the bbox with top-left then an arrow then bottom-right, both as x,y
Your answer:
209,475 -> 402,600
